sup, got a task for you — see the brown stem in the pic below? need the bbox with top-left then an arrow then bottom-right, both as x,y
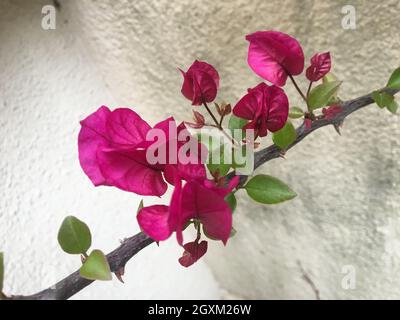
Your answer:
287,74 -> 308,103
203,101 -> 239,146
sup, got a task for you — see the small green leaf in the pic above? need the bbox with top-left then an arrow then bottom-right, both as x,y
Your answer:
372,91 -> 397,113
228,115 -> 248,140
207,145 -> 232,176
387,99 -> 398,114
322,72 -> 339,84
79,250 -> 112,281
288,107 -> 304,119
137,199 -> 144,214
372,91 -> 393,108
272,121 -> 296,149
58,216 -> 92,255
232,145 -> 250,169
196,133 -> 213,151
0,253 -> 4,292
244,174 -> 297,204
230,227 -> 237,238
387,67 -> 400,89
322,73 -> 342,104
308,81 -> 342,111
225,192 -> 237,213
372,91 -> 386,108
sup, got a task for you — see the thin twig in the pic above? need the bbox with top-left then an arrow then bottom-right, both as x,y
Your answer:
297,260 -> 320,300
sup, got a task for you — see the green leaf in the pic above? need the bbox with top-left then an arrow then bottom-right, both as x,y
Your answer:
58,216 -> 92,255
322,73 -> 342,105
228,115 -> 247,140
232,145 -> 250,169
79,250 -> 112,281
387,99 -> 398,114
0,253 -> 4,292
244,174 -> 297,204
308,81 -> 342,111
387,67 -> 400,89
272,121 -> 296,149
225,192 -> 237,213
230,227 -> 237,238
207,144 -> 232,176
137,199 -> 144,214
322,72 -> 339,84
196,133 -> 213,151
372,91 -> 386,108
288,107 -> 304,119
372,91 -> 397,113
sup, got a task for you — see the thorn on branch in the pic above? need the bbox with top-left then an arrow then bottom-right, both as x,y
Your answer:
333,120 -> 343,136
115,267 -> 125,284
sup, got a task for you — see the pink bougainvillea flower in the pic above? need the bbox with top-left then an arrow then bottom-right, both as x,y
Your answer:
180,60 -> 220,105
306,52 -> 331,82
78,106 -> 151,187
179,240 -> 208,268
233,82 -> 289,138
79,107 -> 206,196
175,181 -> 233,245
322,104 -> 342,120
246,31 -> 304,86
137,169 -> 239,248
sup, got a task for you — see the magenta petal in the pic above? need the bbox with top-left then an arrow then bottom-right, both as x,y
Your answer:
232,87 -> 261,120
233,83 -> 288,137
246,31 -> 304,86
97,147 -> 167,196
180,60 -> 219,105
78,106 -> 112,186
137,205 -> 172,241
192,70 -> 218,105
306,52 -> 331,82
190,60 -> 220,88
106,108 -> 151,146
182,182 -> 232,244
169,172 -> 184,244
177,163 -> 206,181
265,85 -> 289,132
203,175 -> 240,198
180,69 -> 195,103
179,240 -> 208,267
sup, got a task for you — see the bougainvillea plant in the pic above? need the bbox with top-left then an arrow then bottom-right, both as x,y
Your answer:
1,30 -> 399,298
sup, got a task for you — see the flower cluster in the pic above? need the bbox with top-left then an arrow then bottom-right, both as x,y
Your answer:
78,30 -> 335,267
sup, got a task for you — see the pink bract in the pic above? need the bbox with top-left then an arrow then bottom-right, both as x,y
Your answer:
137,172 -> 238,252
78,107 -> 205,196
180,60 -> 220,105
246,31 -> 304,86
306,52 -> 331,82
179,240 -> 208,268
233,83 -> 289,137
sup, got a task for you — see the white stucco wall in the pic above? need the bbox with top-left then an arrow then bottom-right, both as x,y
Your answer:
1,0 -> 400,299
0,0 -> 220,299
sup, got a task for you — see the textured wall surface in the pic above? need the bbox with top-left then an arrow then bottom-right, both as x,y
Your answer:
1,0 -> 400,299
0,0 -> 219,299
